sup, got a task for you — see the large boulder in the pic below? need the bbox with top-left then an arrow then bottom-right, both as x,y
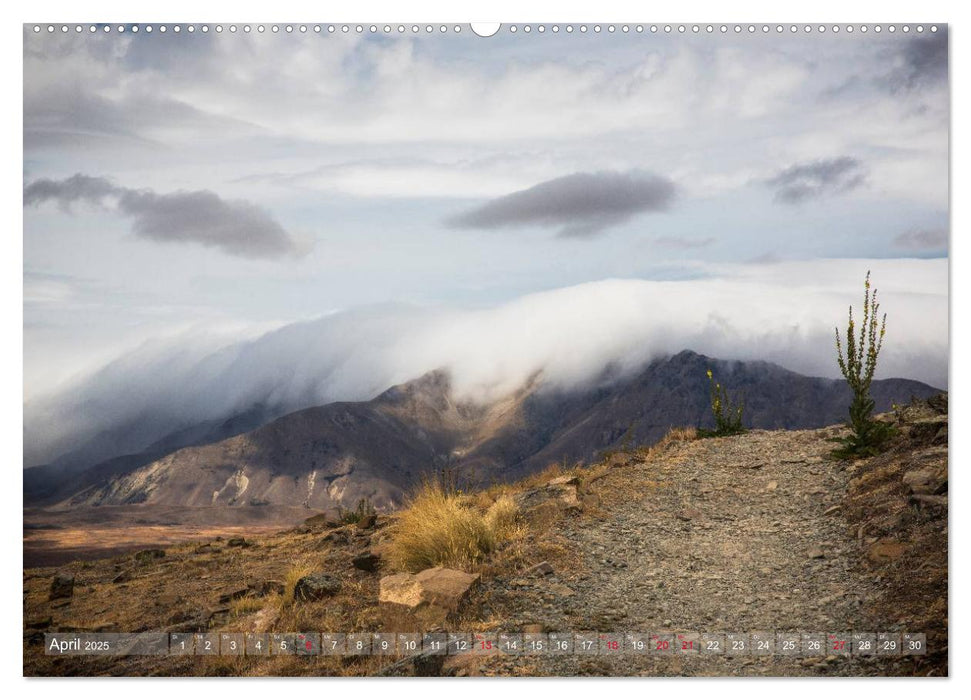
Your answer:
379,567 -> 480,612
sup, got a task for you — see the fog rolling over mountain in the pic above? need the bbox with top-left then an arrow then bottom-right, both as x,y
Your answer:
48,351 -> 939,515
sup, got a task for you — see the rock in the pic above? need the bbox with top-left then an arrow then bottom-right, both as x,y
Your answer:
294,572 -> 342,601
352,552 -> 382,572
525,561 -> 554,577
133,549 -> 165,564
49,572 -> 75,600
808,548 -> 826,560
193,543 -> 214,554
823,505 -> 842,515
766,481 -> 778,492
356,514 -> 378,530
868,539 -> 908,564
379,567 -> 480,612
547,475 -> 580,487
112,570 -> 133,584
546,583 -> 575,597
522,623 -> 546,634
676,508 -> 702,521
227,537 -> 250,548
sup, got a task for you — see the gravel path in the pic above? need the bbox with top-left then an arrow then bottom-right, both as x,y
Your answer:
473,428 -> 920,676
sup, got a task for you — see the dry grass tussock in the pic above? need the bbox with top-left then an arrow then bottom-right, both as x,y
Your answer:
387,483 -> 521,573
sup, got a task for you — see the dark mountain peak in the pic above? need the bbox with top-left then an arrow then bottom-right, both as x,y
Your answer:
375,368 -> 452,409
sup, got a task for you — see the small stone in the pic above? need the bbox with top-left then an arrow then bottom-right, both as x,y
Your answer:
525,561 -> 554,577
766,481 -> 778,492
227,537 -> 250,548
49,572 -> 75,600
294,572 -> 342,601
808,548 -> 826,559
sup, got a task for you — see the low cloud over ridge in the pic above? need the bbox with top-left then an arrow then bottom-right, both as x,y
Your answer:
24,259 -> 948,468
446,170 -> 677,238
24,174 -> 305,260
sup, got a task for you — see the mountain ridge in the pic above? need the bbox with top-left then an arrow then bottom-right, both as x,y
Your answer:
40,350 -> 940,513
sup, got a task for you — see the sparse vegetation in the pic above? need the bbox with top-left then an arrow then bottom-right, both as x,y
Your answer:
279,564 -> 313,608
698,369 -> 746,437
832,271 -> 895,459
387,482 -> 519,573
336,497 -> 376,525
230,595 -> 267,617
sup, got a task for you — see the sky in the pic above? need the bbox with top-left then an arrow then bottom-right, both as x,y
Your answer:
22,25 -> 949,465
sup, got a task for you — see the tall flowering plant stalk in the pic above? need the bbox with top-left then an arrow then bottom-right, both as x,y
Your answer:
700,368 -> 745,437
832,271 -> 894,458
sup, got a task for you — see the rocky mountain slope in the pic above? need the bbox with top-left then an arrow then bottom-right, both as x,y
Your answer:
23,395 -> 948,677
48,351 -> 939,514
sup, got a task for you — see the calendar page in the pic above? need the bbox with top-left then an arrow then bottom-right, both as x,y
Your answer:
22,18 -> 948,680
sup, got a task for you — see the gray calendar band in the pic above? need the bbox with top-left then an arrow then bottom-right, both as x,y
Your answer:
43,631 -> 928,657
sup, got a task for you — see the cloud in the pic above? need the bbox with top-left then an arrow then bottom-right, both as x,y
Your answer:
24,174 -> 305,259
653,235 -> 715,250
882,30 -> 948,93
446,171 -> 677,238
24,258 -> 947,467
894,228 -> 948,251
766,157 -> 867,204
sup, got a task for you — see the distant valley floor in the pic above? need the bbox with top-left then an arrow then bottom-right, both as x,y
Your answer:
23,505 -> 313,567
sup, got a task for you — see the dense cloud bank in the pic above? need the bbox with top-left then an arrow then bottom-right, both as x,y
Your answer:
23,259 -> 947,467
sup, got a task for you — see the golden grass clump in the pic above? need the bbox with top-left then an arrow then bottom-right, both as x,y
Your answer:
279,564 -> 313,608
388,483 -> 520,573
484,494 -> 519,540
